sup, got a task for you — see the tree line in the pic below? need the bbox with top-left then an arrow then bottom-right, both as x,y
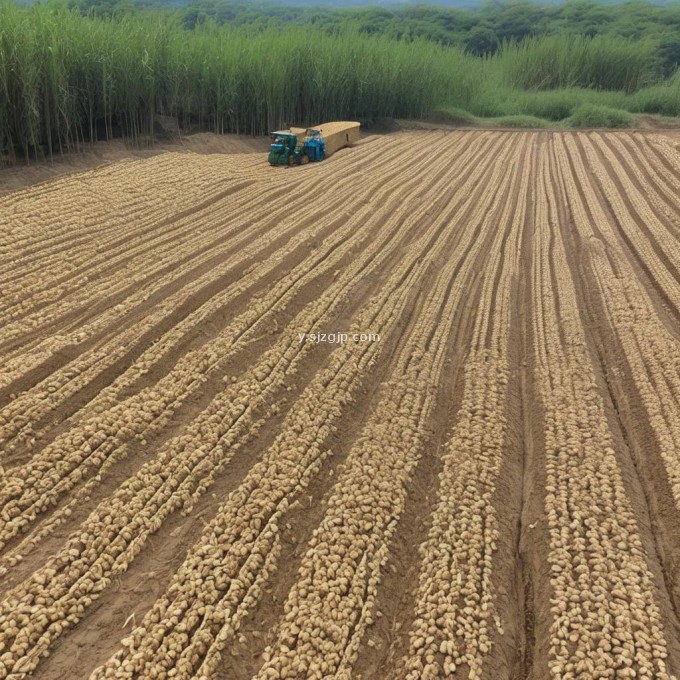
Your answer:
67,0 -> 680,75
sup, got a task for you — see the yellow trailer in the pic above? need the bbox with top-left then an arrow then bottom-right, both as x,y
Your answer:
288,121 -> 360,157
307,121 -> 360,157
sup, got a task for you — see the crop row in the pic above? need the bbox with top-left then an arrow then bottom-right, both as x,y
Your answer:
573,134 -> 680,318
537,141 -> 673,679
0,131 -> 500,677
87,135 -> 526,680
0,141 -> 386,379
0,137 -> 449,566
0,134 -> 436,450
0,132 -> 477,569
5,130 -> 679,679
599,134 -> 680,235
561,133 -> 680,525
253,135 -> 528,680
401,134 -> 530,680
0,153 -> 266,298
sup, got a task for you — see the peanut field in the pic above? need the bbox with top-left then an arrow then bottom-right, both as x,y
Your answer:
3,130 -> 680,679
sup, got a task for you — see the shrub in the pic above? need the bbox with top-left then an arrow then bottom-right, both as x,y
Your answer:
568,103 -> 635,128
628,72 -> 680,116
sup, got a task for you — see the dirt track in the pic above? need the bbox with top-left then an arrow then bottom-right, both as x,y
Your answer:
3,130 -> 680,679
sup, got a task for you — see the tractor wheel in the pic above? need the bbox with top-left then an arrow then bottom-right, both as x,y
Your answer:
300,154 -> 310,165
288,154 -> 295,167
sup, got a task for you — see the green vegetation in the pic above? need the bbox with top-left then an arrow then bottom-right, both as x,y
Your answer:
628,71 -> 680,115
485,114 -> 553,128
432,109 -> 554,128
567,102 -> 635,127
2,0 -> 680,161
0,3 -> 472,160
498,34 -> 659,92
66,0 -> 680,76
124,0 -> 680,76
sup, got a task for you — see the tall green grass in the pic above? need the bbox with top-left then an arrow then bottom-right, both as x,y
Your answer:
162,23 -> 477,134
0,5 -> 172,159
2,2 -> 680,161
0,3 -> 479,160
442,34 -> 673,124
499,34 -> 661,93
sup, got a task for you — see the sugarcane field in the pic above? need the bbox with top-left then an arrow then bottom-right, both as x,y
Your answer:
4,127 -> 680,679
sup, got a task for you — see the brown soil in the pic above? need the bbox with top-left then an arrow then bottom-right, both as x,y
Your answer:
3,130 -> 680,680
0,132 -> 268,195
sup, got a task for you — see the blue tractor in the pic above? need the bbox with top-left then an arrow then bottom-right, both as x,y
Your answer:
268,130 -> 325,166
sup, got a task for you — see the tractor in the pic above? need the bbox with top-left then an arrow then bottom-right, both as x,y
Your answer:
268,130 -> 325,166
